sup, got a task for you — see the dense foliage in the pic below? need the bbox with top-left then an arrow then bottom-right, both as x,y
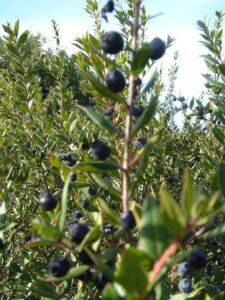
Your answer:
0,0 -> 225,299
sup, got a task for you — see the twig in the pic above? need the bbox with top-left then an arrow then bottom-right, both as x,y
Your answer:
122,0 -> 141,212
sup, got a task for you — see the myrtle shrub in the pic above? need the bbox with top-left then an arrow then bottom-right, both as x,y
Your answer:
0,1 -> 225,299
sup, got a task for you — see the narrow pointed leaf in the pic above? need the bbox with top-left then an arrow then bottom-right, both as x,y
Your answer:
59,175 -> 70,232
160,189 -> 186,238
77,105 -> 123,137
181,168 -> 195,218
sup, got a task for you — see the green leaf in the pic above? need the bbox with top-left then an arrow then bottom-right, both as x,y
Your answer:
73,162 -> 120,173
201,222 -> 225,240
169,287 -> 205,300
219,163 -> 225,197
103,284 -> 121,300
160,189 -> 186,238
77,105 -> 123,137
20,104 -> 28,112
46,265 -> 89,282
219,64 -> 225,76
59,175 -> 70,232
139,194 -> 169,260
116,247 -> 148,297
131,44 -> 151,76
85,247 -> 114,281
32,280 -> 59,298
136,70 -> 158,102
212,127 -> 224,143
131,95 -> 158,137
55,134 -> 71,143
17,30 -> 29,47
203,75 -> 225,90
92,174 -> 121,196
181,168 -> 195,218
79,69 -> 126,104
6,43 -> 19,57
13,19 -> 19,38
47,152 -> 61,168
0,223 -> 16,232
98,198 -> 120,226
129,135 -> 158,196
77,225 -> 101,252
33,220 -> 61,239
200,54 -> 218,64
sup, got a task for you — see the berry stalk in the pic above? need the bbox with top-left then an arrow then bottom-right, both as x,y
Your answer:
122,0 -> 141,212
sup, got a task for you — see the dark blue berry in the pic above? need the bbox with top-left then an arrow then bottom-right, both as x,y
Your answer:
32,148 -> 36,154
77,269 -> 92,282
178,279 -> 192,293
103,106 -> 114,116
39,152 -> 44,159
0,238 -> 4,250
22,235 -> 33,244
216,283 -> 225,293
70,173 -> 77,182
39,192 -> 57,211
120,210 -> 136,231
106,69 -> 126,93
177,262 -> 190,277
130,105 -> 144,118
48,257 -> 70,277
134,138 -> 146,149
96,272 -> 110,289
188,250 -> 207,269
73,210 -> 82,219
88,187 -> 97,196
92,140 -> 111,161
100,31 -> 124,54
149,38 -> 166,60
64,153 -> 71,161
82,140 -> 89,150
79,250 -> 93,265
79,198 -> 89,208
69,223 -> 89,243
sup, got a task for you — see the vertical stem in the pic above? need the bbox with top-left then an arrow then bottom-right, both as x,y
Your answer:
122,0 -> 141,212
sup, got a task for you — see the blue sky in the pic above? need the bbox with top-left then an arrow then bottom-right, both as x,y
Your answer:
1,0 -> 225,124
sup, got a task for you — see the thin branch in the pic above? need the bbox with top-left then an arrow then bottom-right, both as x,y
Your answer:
122,0 -> 141,212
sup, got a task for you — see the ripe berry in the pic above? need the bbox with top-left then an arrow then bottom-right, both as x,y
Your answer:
96,272 -> 110,289
216,283 -> 225,293
100,31 -> 124,54
39,192 -> 57,211
79,250 -> 94,265
103,106 -> 114,116
64,153 -> 72,161
120,210 -> 136,231
32,148 -> 36,154
77,269 -> 92,282
134,138 -> 146,149
73,210 -> 82,219
92,140 -> 111,160
106,69 -> 126,93
0,238 -> 4,250
130,105 -> 144,118
82,139 -> 89,150
22,235 -> 33,244
177,262 -> 190,277
79,198 -> 89,208
65,160 -> 76,167
48,257 -> 70,277
178,279 -> 192,293
88,187 -> 97,196
149,38 -> 166,60
103,0 -> 114,12
39,152 -> 44,159
70,173 -> 77,182
103,224 -> 114,235
183,104 -> 188,110
69,223 -> 89,243
188,250 -> 207,269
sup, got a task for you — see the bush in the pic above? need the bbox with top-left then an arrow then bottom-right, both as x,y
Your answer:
0,1 -> 224,299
